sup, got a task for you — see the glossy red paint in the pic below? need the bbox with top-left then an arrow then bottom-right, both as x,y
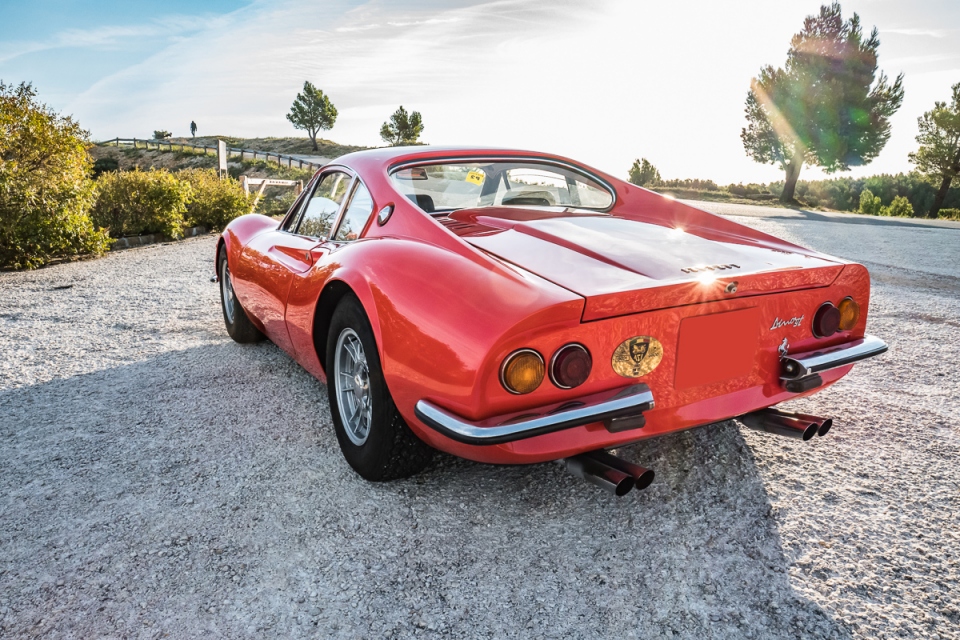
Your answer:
220,146 -> 877,465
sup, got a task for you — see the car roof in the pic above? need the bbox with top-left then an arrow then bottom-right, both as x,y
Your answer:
335,146 -> 590,176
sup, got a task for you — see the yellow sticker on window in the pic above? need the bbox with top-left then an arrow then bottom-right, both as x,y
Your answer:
465,170 -> 485,186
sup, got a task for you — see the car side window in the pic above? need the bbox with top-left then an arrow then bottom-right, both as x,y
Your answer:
280,176 -> 317,232
296,171 -> 352,238
333,182 -> 374,242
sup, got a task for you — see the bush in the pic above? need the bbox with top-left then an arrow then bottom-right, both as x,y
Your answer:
880,195 -> 913,217
176,168 -> 250,230
727,183 -> 770,197
0,82 -> 112,269
92,157 -> 119,177
153,130 -> 172,140
91,169 -> 192,238
658,178 -> 720,191
937,208 -> 960,221
859,189 -> 882,215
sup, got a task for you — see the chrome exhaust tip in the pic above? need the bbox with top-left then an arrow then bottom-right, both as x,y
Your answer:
561,455 -> 635,496
583,449 -> 655,491
739,408 -> 820,441
817,419 -> 832,437
779,411 -> 833,438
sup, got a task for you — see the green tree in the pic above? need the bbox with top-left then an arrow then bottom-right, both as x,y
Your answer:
741,3 -> 904,203
908,82 -> 960,218
153,130 -> 171,140
286,82 -> 338,152
380,106 -> 424,146
858,188 -> 881,214
0,81 -> 111,269
628,158 -> 661,187
880,195 -> 913,217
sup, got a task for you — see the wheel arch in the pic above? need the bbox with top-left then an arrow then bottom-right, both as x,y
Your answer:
311,275 -> 384,376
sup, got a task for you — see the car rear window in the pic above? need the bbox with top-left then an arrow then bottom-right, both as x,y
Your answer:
390,160 -> 614,213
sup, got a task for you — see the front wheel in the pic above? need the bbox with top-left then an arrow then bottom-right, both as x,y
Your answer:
218,246 -> 265,344
327,294 -> 432,481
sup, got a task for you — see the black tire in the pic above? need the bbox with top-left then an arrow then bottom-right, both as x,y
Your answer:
326,294 -> 433,481
218,245 -> 265,344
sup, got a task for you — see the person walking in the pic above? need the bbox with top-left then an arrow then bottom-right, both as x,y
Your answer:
190,121 -> 197,137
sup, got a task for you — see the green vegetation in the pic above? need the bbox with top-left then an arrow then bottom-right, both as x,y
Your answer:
91,169 -> 192,239
0,82 -> 111,269
628,158 -> 661,187
153,130 -> 172,140
908,82 -> 960,218
177,168 -> 250,230
380,106 -> 424,146
859,189 -> 881,215
286,81 -> 338,152
880,195 -> 913,217
742,3 -> 904,202
628,155 -> 960,217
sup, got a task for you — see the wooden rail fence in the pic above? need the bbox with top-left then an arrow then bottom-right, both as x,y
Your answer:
101,137 -> 326,171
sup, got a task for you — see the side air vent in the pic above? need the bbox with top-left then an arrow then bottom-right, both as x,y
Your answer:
438,217 -> 499,237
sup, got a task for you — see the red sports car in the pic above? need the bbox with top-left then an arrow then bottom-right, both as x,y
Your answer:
216,147 -> 886,495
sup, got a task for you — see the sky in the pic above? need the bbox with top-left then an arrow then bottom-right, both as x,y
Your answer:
1,0 -> 958,184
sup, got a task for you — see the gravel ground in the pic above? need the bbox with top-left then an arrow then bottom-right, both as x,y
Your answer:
1,207 -> 958,639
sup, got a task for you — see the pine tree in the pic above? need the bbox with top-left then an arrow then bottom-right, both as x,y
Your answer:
379,106 -> 424,146
909,82 -> 960,218
741,3 -> 904,203
286,82 -> 338,152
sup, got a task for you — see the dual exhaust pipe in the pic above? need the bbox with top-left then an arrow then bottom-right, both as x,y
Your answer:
561,450 -> 655,496
562,406 -> 831,495
738,407 -> 832,441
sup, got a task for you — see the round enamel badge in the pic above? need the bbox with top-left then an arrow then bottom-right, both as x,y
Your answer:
612,336 -> 663,378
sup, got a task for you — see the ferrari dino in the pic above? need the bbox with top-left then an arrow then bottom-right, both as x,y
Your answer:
215,146 -> 887,495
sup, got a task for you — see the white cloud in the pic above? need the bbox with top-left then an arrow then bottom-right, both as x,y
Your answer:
884,27 -> 952,38
59,0 -> 960,184
0,14 -> 227,64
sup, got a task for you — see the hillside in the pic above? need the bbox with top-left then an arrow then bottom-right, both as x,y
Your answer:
184,136 -> 368,159
86,136 -> 369,214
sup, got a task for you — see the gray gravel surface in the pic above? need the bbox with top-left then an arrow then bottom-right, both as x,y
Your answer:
1,206 -> 958,639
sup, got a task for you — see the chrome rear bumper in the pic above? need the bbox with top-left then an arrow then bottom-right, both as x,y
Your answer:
414,384 -> 655,446
780,334 -> 887,391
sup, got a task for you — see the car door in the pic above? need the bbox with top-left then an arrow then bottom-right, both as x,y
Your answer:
234,169 -> 354,356
286,177 -> 378,375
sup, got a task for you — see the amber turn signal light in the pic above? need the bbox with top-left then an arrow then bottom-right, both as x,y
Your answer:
500,349 -> 545,394
550,344 -> 592,389
838,297 -> 860,331
812,302 -> 841,338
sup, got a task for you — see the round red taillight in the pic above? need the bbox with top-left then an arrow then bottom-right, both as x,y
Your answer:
812,302 -> 841,338
550,344 -> 592,389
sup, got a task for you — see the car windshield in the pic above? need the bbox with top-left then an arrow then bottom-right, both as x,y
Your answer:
390,160 -> 614,213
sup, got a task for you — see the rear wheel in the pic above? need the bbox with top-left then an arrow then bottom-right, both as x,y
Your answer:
218,246 -> 265,343
327,294 -> 432,481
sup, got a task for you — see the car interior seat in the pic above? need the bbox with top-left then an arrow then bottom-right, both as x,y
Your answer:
408,193 -> 435,213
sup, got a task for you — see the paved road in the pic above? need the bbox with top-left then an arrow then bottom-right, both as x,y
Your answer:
0,203 -> 958,638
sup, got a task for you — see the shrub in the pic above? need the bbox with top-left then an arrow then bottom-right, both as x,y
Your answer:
936,208 -> 960,221
92,157 -> 119,177
859,189 -> 882,215
176,168 -> 250,230
91,169 -> 192,238
880,195 -> 913,217
0,82 -> 112,269
153,130 -> 172,140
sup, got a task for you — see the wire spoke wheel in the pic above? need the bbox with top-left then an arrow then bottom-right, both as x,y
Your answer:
220,260 -> 236,325
334,327 -> 373,446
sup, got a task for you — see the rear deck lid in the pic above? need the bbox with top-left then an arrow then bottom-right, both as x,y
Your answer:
441,207 -> 844,321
